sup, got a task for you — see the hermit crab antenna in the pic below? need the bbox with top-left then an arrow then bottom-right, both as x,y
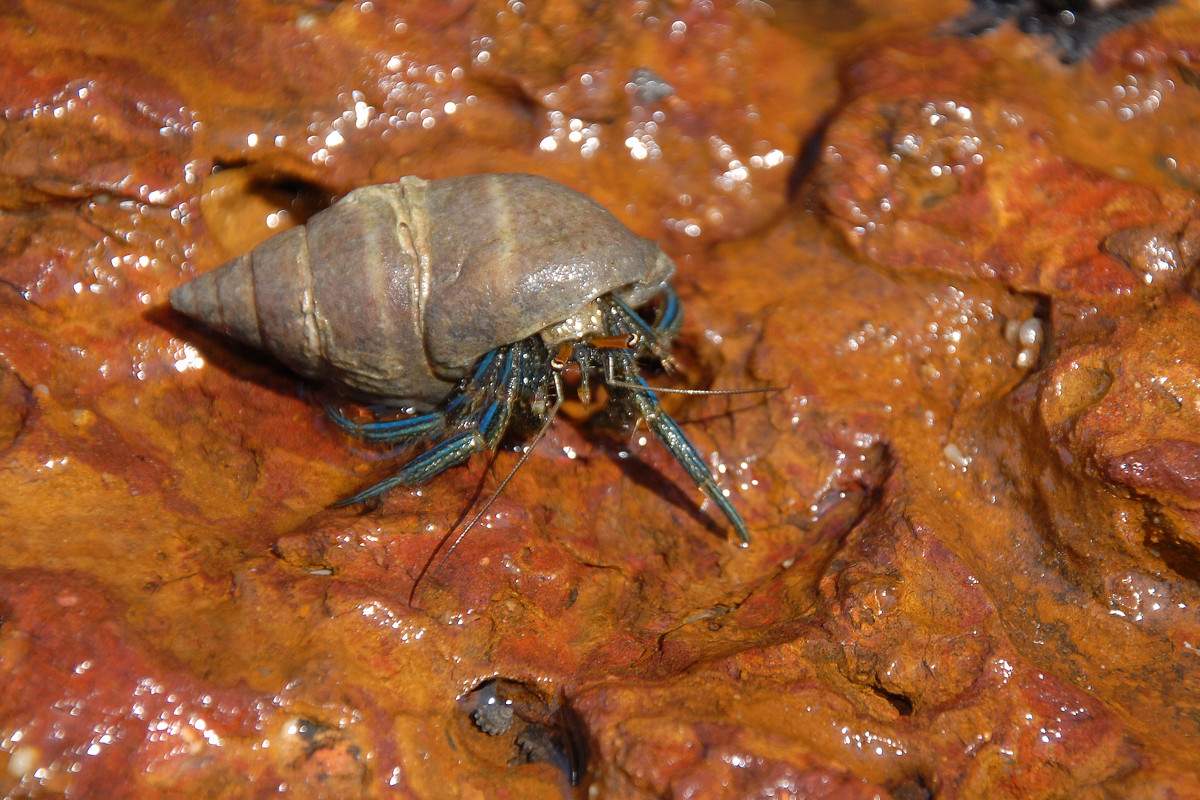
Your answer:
408,372 -> 566,605
604,381 -> 783,397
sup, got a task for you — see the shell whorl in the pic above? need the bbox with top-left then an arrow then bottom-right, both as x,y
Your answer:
419,174 -> 674,372
169,177 -> 453,406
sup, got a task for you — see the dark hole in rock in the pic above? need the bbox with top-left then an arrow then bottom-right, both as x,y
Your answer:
0,365 -> 33,454
1143,508 -> 1200,585
788,112 -> 833,200
870,683 -> 916,717
232,167 -> 333,226
890,772 -> 935,800
460,678 -> 591,787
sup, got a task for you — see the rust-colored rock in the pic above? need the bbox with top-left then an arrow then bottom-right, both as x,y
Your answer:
2,0 -> 1199,798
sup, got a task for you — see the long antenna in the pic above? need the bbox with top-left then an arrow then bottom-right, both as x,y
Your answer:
407,380 -> 565,605
604,380 -> 783,397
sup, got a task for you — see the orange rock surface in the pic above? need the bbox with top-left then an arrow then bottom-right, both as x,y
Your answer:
2,0 -> 1199,797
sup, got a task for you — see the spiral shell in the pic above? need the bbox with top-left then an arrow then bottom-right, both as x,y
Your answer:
170,173 -> 675,407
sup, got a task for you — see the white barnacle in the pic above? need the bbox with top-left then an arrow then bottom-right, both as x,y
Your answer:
944,442 -> 971,470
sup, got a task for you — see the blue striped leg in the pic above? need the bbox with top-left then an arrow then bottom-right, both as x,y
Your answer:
327,405 -> 445,445
612,352 -> 750,544
333,345 -> 524,506
325,349 -> 509,445
607,290 -> 678,371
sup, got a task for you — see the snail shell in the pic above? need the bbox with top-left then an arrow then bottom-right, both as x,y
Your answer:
170,173 -> 675,407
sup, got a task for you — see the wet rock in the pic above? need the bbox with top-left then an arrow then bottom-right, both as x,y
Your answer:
2,0 -> 1200,797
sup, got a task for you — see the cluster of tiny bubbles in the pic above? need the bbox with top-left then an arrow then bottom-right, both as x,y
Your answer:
72,192 -> 194,306
836,722 -> 908,758
3,730 -> 84,790
865,101 -> 987,228
5,81 -> 83,121
653,138 -> 790,238
665,215 -> 705,238
2,678 -> 232,791
721,750 -> 760,770
471,34 -> 493,65
304,64 -> 472,165
1003,316 -> 1044,369
628,67 -> 675,104
710,134 -> 760,195
1106,571 -> 1191,625
658,149 -> 782,240
842,286 -> 995,376
136,97 -> 199,141
126,336 -> 161,382
920,99 -> 976,132
9,79 -> 198,142
1133,232 -> 1182,285
624,112 -> 667,161
139,686 -> 225,756
538,110 -> 603,158
358,600 -> 426,638
1094,58 -> 1172,122
842,320 -> 898,355
1012,694 -> 1095,749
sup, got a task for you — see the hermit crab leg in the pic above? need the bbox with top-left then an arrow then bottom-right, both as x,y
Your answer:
650,284 -> 682,339
326,406 -> 444,445
325,348 -> 507,444
608,293 -> 677,370
610,351 -> 751,544
610,285 -> 681,343
333,346 -> 522,506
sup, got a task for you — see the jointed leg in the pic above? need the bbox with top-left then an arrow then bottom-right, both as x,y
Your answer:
326,348 -> 508,444
327,405 -> 444,444
650,284 -> 681,340
334,344 -> 525,506
609,351 -> 751,544
606,294 -> 678,371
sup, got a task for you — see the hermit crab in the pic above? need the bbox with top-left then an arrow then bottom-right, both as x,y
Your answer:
170,173 -> 750,544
